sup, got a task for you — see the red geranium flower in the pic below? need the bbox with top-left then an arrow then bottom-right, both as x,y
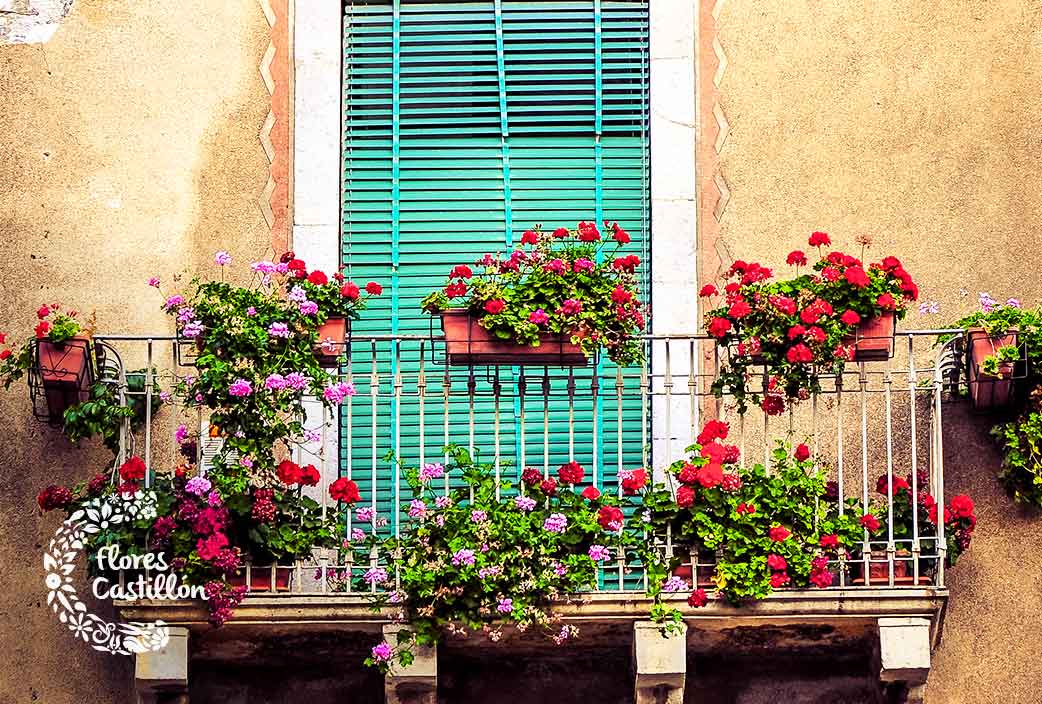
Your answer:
287,258 -> 307,272
521,229 -> 539,245
786,344 -> 814,364
770,572 -> 790,588
37,304 -> 51,319
365,282 -> 383,295
860,513 -> 881,532
483,299 -> 506,315
877,293 -> 896,310
299,464 -> 321,486
521,467 -> 542,486
577,221 -> 601,241
597,505 -> 624,531
807,326 -> 826,344
794,443 -> 810,461
277,460 -> 302,485
119,455 -> 148,481
329,478 -> 361,504
35,321 -> 50,339
766,554 -> 787,571
611,286 -> 633,304
697,463 -> 724,489
786,250 -> 808,266
557,461 -> 585,485
676,485 -> 696,508
340,282 -> 360,300
844,267 -> 870,288
307,270 -> 328,286
736,502 -> 756,515
552,227 -> 569,238
950,494 -> 974,519
450,264 -> 473,279
540,478 -> 558,496
444,281 -> 467,298
707,317 -> 732,338
581,486 -> 601,501
687,589 -> 708,608
678,463 -> 699,485
696,419 -> 729,444
840,310 -> 860,326
819,534 -> 840,549
37,485 -> 73,511
771,295 -> 797,315
728,300 -> 752,319
769,525 -> 791,542
787,324 -> 806,340
808,231 -> 831,247
621,469 -> 647,495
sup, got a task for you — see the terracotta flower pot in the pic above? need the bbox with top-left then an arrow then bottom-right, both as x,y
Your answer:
227,565 -> 292,592
315,316 -> 349,367
440,310 -> 587,366
967,327 -> 1018,409
844,312 -> 895,362
37,336 -> 93,420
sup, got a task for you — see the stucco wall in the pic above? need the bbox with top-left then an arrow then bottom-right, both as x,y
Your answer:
711,2 -> 1042,702
0,0 -> 270,701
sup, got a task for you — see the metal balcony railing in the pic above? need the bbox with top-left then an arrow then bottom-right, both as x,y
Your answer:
90,329 -> 966,599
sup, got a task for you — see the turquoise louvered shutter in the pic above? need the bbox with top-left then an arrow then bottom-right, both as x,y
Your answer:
342,0 -> 650,526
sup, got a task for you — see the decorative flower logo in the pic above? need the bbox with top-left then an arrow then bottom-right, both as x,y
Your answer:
43,492 -> 169,656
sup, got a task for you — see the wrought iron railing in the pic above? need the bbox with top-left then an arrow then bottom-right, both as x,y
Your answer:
92,329 -> 967,598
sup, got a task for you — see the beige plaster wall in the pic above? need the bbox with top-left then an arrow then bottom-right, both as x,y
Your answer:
0,0 -> 270,700
713,2 -> 1042,702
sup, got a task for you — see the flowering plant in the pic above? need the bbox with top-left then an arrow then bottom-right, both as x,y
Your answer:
0,304 -> 95,387
701,233 -> 917,413
941,295 -> 1040,383
276,250 -> 383,322
420,221 -> 646,365
158,254 -> 364,475
36,454 -> 345,625
862,470 -> 976,568
639,421 -> 864,621
364,446 -> 635,671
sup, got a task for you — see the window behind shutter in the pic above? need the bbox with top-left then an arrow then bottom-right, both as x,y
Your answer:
342,0 -> 650,527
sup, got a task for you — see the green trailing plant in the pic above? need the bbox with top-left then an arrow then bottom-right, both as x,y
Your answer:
362,446 -> 638,671
420,221 -> 646,365
700,232 -> 917,414
992,386 -> 1042,508
62,372 -> 164,453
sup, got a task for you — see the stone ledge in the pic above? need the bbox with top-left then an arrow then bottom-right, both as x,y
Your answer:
116,588 -> 947,635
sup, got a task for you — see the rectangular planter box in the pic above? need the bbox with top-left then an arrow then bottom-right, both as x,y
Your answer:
967,327 -> 1018,409
851,550 -> 932,586
440,310 -> 587,366
227,565 -> 293,592
845,312 -> 895,362
315,316 -> 349,367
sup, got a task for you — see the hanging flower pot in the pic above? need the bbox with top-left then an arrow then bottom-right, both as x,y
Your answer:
315,316 -> 349,367
440,310 -> 588,367
845,312 -> 896,362
966,327 -> 1019,409
227,564 -> 293,592
35,336 -> 94,423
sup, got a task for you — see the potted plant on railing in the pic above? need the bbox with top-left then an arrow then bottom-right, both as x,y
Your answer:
420,221 -> 645,367
275,251 -> 383,366
159,253 -> 361,473
701,232 -> 917,413
362,446 -> 636,671
941,295 -> 1038,410
0,304 -> 98,422
638,421 -> 865,622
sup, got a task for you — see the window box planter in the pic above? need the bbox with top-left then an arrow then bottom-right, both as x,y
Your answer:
315,316 -> 349,367
227,564 -> 294,593
33,337 -> 95,423
966,327 -> 1019,409
440,310 -> 587,367
844,312 -> 896,362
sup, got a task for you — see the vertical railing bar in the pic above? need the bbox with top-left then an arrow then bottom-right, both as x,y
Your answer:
143,339 -> 154,486
884,366 -> 895,587
493,367 -> 502,500
567,367 -> 576,462
591,368 -> 600,489
616,367 -> 624,495
859,362 -> 871,583
418,341 -> 426,471
370,340 -> 379,538
468,365 -> 476,503
906,334 -> 921,583
443,364 -> 451,496
663,340 -> 673,470
542,368 -> 551,480
518,368 -> 527,487
394,339 -> 402,540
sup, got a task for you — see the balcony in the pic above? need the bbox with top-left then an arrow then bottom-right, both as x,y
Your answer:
94,330 -> 963,702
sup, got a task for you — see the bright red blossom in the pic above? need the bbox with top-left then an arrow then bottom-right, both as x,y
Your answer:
365,282 -> 383,295
808,231 -> 831,247
769,525 -> 791,542
329,478 -> 361,504
483,299 -> 506,314
840,310 -> 860,326
581,486 -> 601,501
786,250 -> 808,266
794,443 -> 810,461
